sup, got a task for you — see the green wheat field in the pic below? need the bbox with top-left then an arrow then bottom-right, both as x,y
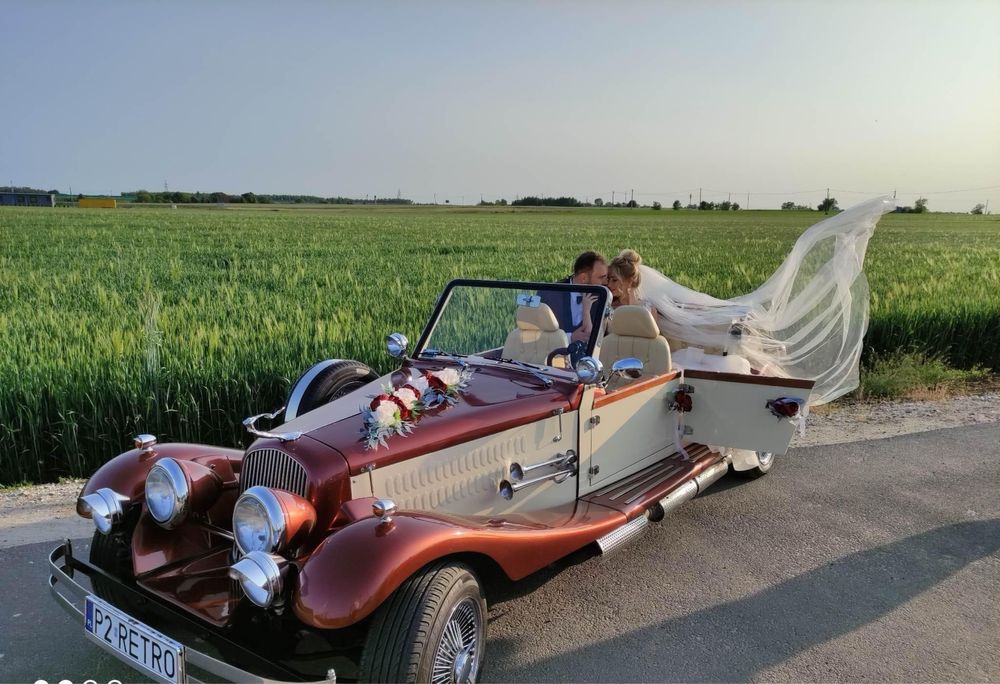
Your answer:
1,205 -> 997,484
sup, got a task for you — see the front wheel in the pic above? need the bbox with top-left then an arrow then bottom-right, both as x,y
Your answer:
359,561 -> 486,683
89,510 -> 145,615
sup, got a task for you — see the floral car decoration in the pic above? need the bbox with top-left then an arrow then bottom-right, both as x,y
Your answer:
362,367 -> 474,449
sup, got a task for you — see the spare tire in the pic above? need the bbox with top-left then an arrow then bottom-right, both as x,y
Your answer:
286,360 -> 380,420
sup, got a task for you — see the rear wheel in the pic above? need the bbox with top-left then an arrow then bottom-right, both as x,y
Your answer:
359,561 -> 486,683
740,451 -> 775,479
286,360 -> 379,420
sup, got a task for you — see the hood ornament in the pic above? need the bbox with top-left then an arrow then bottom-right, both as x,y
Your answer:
243,407 -> 303,443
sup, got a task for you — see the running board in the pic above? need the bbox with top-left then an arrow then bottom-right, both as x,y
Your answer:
593,453 -> 732,555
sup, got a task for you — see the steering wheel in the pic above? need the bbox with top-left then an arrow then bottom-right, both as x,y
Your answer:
546,341 -> 587,367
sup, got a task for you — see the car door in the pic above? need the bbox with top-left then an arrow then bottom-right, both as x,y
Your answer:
678,369 -> 815,454
578,372 -> 682,495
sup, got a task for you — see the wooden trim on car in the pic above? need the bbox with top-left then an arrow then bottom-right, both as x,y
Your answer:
682,368 -> 815,390
592,370 -> 680,408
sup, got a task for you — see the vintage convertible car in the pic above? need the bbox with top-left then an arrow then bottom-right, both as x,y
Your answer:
49,278 -> 813,684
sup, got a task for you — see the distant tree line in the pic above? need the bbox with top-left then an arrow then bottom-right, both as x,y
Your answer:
130,190 -> 413,205
895,198 -> 928,214
511,196 -> 584,207
1,185 -> 59,194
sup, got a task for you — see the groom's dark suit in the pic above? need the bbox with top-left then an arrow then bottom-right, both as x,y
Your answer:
539,276 -> 601,337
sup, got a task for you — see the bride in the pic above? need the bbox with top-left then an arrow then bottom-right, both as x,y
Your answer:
624,196 -> 895,406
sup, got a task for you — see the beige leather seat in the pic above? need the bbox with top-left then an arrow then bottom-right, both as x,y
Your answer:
603,305 -> 672,375
501,304 -> 568,366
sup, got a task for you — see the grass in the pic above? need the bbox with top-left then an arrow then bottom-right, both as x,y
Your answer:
0,204 -> 997,484
857,352 -> 992,400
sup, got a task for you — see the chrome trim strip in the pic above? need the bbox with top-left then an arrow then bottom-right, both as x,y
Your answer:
606,463 -> 680,501
623,465 -> 684,505
285,360 -> 341,421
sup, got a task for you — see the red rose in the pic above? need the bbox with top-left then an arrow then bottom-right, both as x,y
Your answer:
402,383 -> 422,398
425,371 -> 447,392
389,395 -> 411,421
370,394 -> 392,411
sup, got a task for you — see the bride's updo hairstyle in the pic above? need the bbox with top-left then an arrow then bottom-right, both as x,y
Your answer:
609,249 -> 642,291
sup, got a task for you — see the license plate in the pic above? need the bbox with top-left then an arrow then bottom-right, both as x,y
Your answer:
85,595 -> 186,684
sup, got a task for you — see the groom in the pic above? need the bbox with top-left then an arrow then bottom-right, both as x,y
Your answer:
540,251 -> 608,343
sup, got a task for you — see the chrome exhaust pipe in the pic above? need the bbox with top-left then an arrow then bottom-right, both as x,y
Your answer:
596,515 -> 649,554
693,459 -> 730,493
651,456 -> 731,520
657,479 -> 698,517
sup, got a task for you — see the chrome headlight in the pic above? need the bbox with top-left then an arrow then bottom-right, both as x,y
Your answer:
229,551 -> 285,608
233,487 -> 286,555
232,486 -> 316,556
145,458 -> 189,528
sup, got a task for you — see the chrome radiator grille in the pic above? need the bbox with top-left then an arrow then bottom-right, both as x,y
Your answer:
240,448 -> 309,498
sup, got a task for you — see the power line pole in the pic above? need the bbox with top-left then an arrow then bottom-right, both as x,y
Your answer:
746,192 -> 750,209
612,191 -> 616,205
699,188 -> 702,204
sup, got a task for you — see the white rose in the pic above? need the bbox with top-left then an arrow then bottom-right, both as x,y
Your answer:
374,401 -> 398,427
435,368 -> 461,387
393,387 -> 419,409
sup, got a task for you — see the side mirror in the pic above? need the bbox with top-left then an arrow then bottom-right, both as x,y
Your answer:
386,332 -> 409,359
610,358 -> 643,380
574,356 -> 603,385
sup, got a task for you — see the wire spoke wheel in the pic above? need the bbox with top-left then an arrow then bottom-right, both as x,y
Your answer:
431,597 -> 482,684
359,561 -> 487,683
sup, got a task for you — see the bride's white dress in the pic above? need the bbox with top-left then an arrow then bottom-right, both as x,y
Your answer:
637,197 -> 896,405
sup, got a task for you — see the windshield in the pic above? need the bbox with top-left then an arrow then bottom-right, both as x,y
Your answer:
416,280 -> 609,369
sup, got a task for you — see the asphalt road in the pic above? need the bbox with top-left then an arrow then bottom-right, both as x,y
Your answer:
1,424 -> 997,683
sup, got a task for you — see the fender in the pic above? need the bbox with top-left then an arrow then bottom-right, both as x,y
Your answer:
77,443 -> 243,517
293,501 -> 627,629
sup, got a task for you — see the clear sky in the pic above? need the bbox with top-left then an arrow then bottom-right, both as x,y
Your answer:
2,0 -> 998,211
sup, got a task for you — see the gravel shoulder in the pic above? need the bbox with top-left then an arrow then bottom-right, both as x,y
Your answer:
2,391 -> 997,549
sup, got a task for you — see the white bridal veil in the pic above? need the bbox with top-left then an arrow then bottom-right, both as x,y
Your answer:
638,197 -> 896,405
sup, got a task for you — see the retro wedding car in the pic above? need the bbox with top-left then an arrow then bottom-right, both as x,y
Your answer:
48,198 -> 892,684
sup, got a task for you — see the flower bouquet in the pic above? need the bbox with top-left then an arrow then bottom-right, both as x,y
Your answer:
361,366 -> 474,449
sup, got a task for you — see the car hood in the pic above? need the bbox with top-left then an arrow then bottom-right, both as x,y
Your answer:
304,360 -> 583,475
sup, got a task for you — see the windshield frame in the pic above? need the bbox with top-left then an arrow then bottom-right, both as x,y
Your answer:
414,278 -> 610,364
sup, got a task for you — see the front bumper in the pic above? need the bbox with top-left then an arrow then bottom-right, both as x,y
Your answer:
48,540 -> 334,684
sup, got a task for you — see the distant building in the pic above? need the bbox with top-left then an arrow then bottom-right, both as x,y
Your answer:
79,197 -> 117,209
0,191 -> 56,207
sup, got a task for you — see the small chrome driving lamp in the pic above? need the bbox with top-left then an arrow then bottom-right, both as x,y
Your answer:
574,356 -> 603,385
78,488 -> 130,535
386,333 -> 409,359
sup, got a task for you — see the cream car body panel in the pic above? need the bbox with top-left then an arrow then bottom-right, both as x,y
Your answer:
681,373 -> 808,454
365,413 -> 579,517
579,376 -> 682,493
